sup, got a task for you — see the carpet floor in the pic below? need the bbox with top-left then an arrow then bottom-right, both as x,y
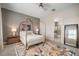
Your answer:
15,42 -> 76,56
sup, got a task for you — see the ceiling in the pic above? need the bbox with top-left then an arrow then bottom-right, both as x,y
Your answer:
1,3 -> 79,18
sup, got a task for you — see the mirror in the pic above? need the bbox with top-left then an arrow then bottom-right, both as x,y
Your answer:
64,24 -> 78,47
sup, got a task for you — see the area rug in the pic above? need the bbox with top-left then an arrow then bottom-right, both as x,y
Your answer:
15,42 -> 75,56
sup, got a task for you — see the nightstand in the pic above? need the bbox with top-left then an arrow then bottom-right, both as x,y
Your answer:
7,36 -> 20,44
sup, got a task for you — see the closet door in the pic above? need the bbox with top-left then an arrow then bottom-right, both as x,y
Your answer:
64,24 -> 78,47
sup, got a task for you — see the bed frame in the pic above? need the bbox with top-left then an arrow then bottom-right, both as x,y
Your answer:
19,19 -> 46,50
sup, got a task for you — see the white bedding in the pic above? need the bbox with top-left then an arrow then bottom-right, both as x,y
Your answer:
20,31 -> 45,47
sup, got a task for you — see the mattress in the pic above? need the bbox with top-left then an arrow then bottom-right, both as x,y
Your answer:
20,31 -> 45,46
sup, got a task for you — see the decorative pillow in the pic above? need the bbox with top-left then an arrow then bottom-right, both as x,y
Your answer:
27,31 -> 33,35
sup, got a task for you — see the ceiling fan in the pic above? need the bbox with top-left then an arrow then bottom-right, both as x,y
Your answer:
39,3 -> 44,8
38,3 -> 56,11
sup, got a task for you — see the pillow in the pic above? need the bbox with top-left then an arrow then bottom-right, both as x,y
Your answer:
27,31 -> 33,35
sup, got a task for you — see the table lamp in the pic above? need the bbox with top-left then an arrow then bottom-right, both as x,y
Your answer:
35,28 -> 39,34
11,28 -> 17,36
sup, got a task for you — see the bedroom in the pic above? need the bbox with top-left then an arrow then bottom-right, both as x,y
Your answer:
0,3 -> 79,56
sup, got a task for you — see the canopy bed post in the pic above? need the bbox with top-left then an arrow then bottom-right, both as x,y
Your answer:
25,23 -> 28,50
25,18 -> 33,50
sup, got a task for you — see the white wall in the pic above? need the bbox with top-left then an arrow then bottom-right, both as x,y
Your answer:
0,5 -> 3,50
40,5 -> 79,44
40,12 -> 55,42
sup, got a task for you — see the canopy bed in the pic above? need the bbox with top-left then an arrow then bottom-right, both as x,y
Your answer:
19,18 -> 45,49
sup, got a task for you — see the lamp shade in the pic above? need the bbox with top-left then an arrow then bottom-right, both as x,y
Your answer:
11,28 -> 17,36
36,28 -> 39,32
12,28 -> 16,32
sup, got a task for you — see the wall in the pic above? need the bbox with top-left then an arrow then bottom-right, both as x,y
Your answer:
0,5 -> 3,50
2,8 -> 40,41
40,5 -> 79,44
